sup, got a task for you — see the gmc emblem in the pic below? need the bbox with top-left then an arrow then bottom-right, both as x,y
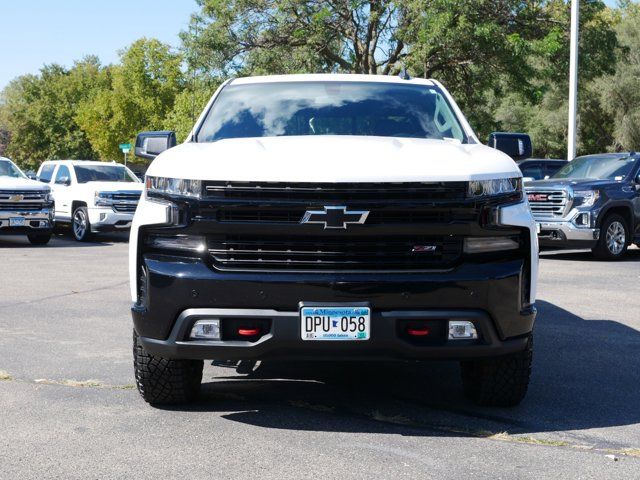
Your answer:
528,193 -> 548,202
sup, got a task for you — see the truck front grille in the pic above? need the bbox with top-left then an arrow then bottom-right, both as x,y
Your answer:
0,202 -> 45,211
526,189 -> 570,219
113,203 -> 138,213
110,191 -> 140,213
0,190 -> 49,211
208,235 -> 463,272
203,181 -> 467,202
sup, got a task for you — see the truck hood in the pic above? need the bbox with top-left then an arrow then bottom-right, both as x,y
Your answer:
525,178 -> 618,190
0,176 -> 50,191
80,181 -> 143,193
147,136 -> 521,182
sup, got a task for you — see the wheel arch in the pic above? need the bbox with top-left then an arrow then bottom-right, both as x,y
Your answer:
71,200 -> 88,214
597,203 -> 633,230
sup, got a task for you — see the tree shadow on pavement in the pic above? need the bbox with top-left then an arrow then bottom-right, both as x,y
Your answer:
172,300 -> 640,439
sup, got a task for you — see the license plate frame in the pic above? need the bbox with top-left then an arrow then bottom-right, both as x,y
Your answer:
300,305 -> 371,341
9,217 -> 26,227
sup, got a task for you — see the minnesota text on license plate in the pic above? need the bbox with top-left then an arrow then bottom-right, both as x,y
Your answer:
300,306 -> 371,341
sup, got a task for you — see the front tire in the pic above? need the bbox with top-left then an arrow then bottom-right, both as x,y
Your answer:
592,214 -> 629,260
72,206 -> 92,242
133,330 -> 203,405
460,335 -> 533,407
27,233 -> 52,245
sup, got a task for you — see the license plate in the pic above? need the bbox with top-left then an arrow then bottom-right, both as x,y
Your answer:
300,306 -> 371,341
9,217 -> 25,227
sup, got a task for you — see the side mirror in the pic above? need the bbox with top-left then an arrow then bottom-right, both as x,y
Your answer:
135,131 -> 177,160
487,132 -> 533,161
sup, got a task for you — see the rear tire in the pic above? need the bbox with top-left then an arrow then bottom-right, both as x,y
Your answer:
133,330 -> 203,405
460,335 -> 532,407
592,214 -> 629,260
72,206 -> 92,242
27,233 -> 52,245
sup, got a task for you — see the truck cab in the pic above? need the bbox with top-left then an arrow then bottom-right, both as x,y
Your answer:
37,160 -> 143,241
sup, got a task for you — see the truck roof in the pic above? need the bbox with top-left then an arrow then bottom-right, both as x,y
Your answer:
230,73 -> 437,87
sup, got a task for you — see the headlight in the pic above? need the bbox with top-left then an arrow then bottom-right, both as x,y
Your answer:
573,190 -> 599,208
43,191 -> 54,203
94,191 -> 113,206
145,176 -> 202,199
468,178 -> 522,198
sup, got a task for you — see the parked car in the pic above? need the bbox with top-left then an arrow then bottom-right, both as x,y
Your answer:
525,152 -> 640,259
517,158 -> 568,181
36,160 -> 143,241
129,74 -> 538,407
0,157 -> 54,244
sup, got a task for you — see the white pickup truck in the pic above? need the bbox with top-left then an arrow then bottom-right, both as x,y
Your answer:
36,160 -> 143,241
0,157 -> 54,244
129,74 -> 538,407
0,157 -> 53,245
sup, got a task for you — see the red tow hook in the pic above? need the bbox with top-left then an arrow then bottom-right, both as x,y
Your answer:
238,328 -> 261,337
407,327 -> 430,337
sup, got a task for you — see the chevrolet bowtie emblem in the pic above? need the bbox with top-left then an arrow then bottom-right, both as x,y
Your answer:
300,206 -> 369,230
9,194 -> 24,202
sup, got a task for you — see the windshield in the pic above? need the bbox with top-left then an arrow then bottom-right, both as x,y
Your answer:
73,165 -> 139,184
196,81 -> 467,143
552,155 -> 637,180
0,160 -> 27,179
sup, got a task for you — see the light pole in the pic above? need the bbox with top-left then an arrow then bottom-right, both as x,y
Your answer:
567,0 -> 580,161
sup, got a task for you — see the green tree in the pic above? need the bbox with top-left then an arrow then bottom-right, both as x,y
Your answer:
181,0 -> 411,76
0,57 -> 105,169
493,0 -> 618,157
76,38 -> 184,160
599,1 -> 640,150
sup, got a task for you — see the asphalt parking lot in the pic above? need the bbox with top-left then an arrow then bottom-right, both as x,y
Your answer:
0,233 -> 639,479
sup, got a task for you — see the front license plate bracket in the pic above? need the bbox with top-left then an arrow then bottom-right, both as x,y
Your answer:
299,302 -> 371,341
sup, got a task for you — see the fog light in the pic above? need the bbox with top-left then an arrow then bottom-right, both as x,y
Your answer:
448,321 -> 478,340
190,319 -> 221,340
100,213 -> 107,221
464,236 -> 519,254
573,212 -> 590,227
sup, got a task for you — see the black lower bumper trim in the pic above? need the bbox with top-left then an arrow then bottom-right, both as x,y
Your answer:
135,307 -> 531,361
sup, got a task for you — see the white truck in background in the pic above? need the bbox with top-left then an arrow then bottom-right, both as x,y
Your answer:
36,160 -> 143,241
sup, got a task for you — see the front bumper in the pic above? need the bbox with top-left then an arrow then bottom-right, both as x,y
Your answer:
0,208 -> 53,234
136,306 -> 532,361
132,254 -> 535,361
87,207 -> 134,232
536,219 -> 599,247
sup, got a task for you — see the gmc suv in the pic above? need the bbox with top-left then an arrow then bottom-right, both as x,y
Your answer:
129,74 -> 538,407
525,153 -> 640,259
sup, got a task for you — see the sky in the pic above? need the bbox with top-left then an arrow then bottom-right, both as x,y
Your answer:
0,0 -> 622,91
0,0 -> 197,90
